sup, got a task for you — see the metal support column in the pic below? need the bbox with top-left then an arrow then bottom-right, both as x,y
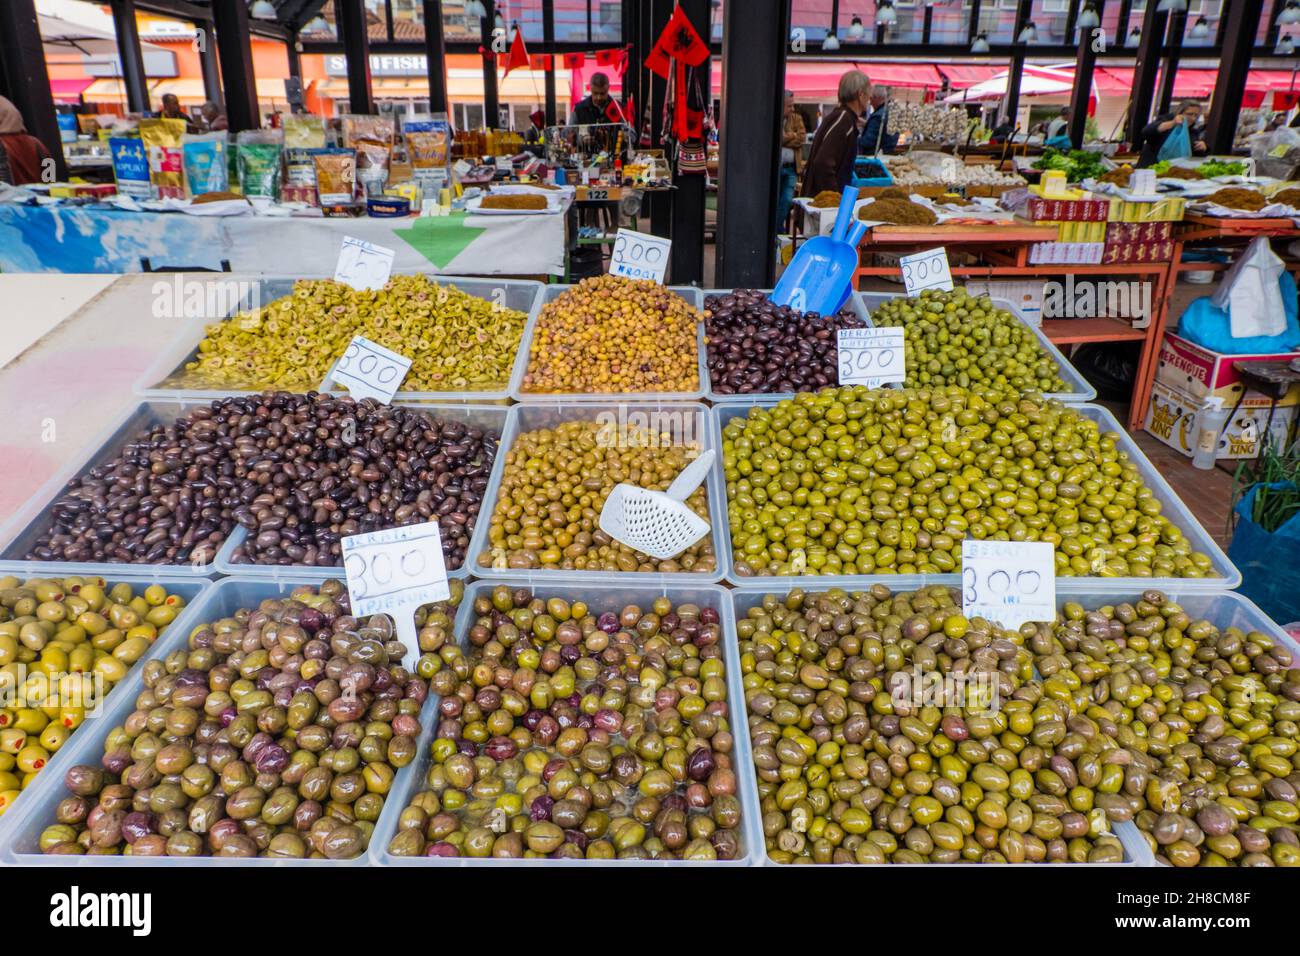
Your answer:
1004,0 -> 1031,125
1155,8 -> 1186,116
197,21 -> 222,107
647,0 -> 672,239
1127,3 -> 1168,147
1069,0 -> 1104,146
480,0 -> 500,127
422,0 -> 451,115
715,0 -> 789,288
212,0 -> 260,132
543,0 -> 557,126
336,0 -> 374,113
0,0 -> 66,180
110,0 -> 151,114
668,0 -> 708,285
1205,0 -> 1265,155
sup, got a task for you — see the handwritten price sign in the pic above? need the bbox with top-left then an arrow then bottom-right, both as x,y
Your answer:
342,522 -> 451,670
837,327 -> 907,388
327,335 -> 412,403
899,247 -> 954,295
334,235 -> 395,291
961,540 -> 1056,630
609,229 -> 671,284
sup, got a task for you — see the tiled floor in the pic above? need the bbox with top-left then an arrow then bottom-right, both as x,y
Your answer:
1129,425 -> 1237,549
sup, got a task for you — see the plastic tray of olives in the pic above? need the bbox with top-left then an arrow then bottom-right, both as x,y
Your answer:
858,292 -> 1097,403
711,399 -> 1240,591
133,277 -> 545,405
376,580 -> 763,865
513,284 -> 707,403
213,402 -> 510,582
727,586 -> 1160,866
0,572 -> 213,839
0,401 -> 231,579
470,402 -> 726,585
0,575 -> 469,866
700,289 -> 876,404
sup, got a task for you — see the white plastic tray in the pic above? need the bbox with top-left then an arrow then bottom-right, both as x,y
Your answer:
133,277 -> 544,405
375,579 -> 760,866
712,400 -> 1239,591
699,289 -> 875,404
0,575 -> 461,866
857,291 -> 1097,403
468,402 -> 726,585
513,285 -> 707,403
214,402 -> 509,580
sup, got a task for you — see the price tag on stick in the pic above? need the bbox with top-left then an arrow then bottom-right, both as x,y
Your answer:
328,335 -> 412,403
961,540 -> 1056,630
342,522 -> 451,670
837,327 -> 907,387
899,246 -> 954,295
335,235 -> 395,291
609,228 -> 671,284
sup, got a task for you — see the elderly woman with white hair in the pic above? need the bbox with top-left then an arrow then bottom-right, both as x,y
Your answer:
800,69 -> 871,198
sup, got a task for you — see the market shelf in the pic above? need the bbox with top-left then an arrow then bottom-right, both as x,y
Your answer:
1042,316 -> 1148,345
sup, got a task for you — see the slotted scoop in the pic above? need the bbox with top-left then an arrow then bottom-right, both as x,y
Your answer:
599,449 -> 716,559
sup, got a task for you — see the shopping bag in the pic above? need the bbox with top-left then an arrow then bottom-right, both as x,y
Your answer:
1157,121 -> 1192,162
1228,482 -> 1300,625
1211,236 -> 1288,339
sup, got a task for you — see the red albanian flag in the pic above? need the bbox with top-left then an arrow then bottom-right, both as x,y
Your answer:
502,25 -> 529,78
645,2 -> 708,79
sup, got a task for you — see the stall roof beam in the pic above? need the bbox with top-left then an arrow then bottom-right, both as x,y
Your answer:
1003,0 -> 1032,126
337,0 -> 374,113
1069,0 -> 1105,148
1206,0 -> 1264,155
422,0 -> 450,115
1126,2 -> 1167,147
715,0 -> 788,288
0,0 -> 66,181
212,0 -> 260,132
1155,7 -> 1186,116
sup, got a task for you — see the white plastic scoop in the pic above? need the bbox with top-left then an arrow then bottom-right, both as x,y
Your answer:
599,449 -> 716,559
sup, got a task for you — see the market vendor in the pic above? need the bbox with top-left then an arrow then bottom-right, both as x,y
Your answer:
801,70 -> 872,197
160,94 -> 199,133
569,73 -> 622,126
859,88 -> 898,155
1137,101 -> 1208,167
0,96 -> 52,186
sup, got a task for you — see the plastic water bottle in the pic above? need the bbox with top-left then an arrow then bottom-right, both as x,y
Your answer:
1193,398 -> 1228,470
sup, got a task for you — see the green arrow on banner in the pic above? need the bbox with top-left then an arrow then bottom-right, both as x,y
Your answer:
391,212 -> 487,269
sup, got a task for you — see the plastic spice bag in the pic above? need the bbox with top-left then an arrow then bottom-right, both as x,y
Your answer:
139,117 -> 186,199
282,147 -> 319,204
313,147 -> 357,205
283,113 -> 326,149
236,129 -> 284,199
341,113 -> 395,149
109,135 -> 151,200
403,113 -> 451,169
182,131 -> 229,197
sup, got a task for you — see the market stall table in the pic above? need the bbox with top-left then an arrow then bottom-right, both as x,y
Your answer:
853,220 -> 1175,430
0,202 -> 568,276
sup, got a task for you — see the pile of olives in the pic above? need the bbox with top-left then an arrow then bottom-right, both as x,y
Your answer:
720,386 -> 1216,579
870,288 -> 1069,394
37,581 -> 459,859
389,586 -> 743,860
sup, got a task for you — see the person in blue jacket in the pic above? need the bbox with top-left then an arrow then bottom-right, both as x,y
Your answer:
859,89 -> 898,155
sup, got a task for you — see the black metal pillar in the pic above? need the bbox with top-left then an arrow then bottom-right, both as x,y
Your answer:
922,3 -> 933,44
715,0 -> 789,288
1155,8 -> 1185,116
623,0 -> 640,126
212,0 -> 260,132
1127,3 -> 1168,147
542,0 -> 557,126
110,0 -> 150,114
197,21 -> 223,107
668,0 -> 708,285
1004,0 -> 1031,125
480,0 -> 500,127
647,0 -> 672,239
0,0 -> 66,180
1068,0 -> 1104,147
1206,0 -> 1265,155
422,0 -> 450,115
968,0 -> 983,42
286,35 -> 302,81
336,0 -> 374,113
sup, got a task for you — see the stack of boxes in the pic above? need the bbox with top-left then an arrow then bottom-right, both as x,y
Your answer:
1021,193 -> 1110,264
1102,197 -> 1185,264
1145,331 -> 1300,461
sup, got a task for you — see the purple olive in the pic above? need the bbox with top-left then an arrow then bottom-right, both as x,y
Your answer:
530,795 -> 554,821
687,748 -> 716,782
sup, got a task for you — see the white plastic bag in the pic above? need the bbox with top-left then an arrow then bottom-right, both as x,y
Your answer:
1212,236 -> 1286,339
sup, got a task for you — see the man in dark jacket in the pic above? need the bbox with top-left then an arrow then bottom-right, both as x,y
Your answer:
568,72 -> 618,126
1137,101 -> 1208,167
801,70 -> 872,196
859,89 -> 898,155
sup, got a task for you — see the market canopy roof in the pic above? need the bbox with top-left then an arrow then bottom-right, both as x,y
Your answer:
747,61 -> 944,99
942,65 -> 1075,103
938,65 -> 1005,89
39,13 -> 166,57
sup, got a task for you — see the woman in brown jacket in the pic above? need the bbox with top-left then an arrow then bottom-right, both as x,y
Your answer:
800,70 -> 872,198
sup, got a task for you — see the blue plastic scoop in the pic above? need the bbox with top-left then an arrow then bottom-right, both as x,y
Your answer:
773,186 -> 867,316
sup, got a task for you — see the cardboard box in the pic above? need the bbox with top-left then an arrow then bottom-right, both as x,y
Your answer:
1029,241 -> 1105,265
1025,197 -> 1110,222
1155,331 -> 1300,407
1107,197 -> 1186,222
1106,221 -> 1173,243
1145,381 -> 1296,460
1102,239 -> 1175,264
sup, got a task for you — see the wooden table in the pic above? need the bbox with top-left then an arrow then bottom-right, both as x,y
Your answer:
854,221 -> 1173,429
